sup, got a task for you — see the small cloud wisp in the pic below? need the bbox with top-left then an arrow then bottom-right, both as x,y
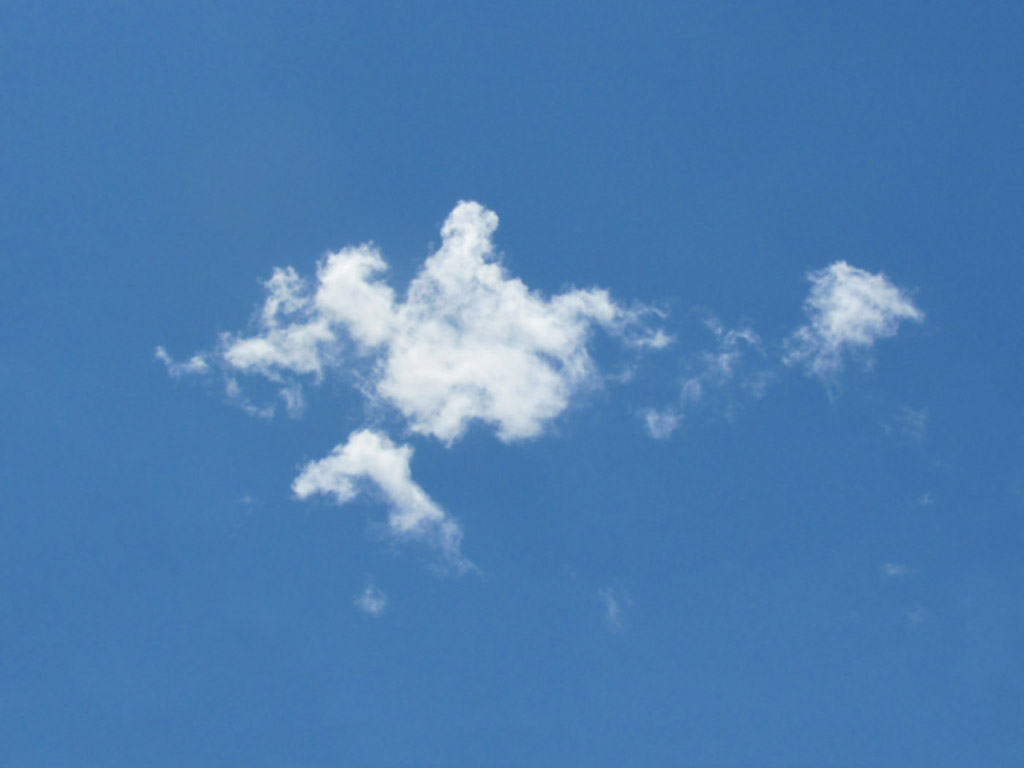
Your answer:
354,583 -> 388,617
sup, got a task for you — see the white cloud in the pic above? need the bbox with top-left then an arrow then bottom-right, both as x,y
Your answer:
220,266 -> 335,379
598,585 -> 632,632
354,583 -> 388,616
637,266 -> 921,438
315,244 -> 397,349
640,407 -> 681,439
186,201 -> 664,445
784,261 -> 923,377
160,206 -> 928,576
630,328 -> 674,350
154,346 -> 209,377
367,203 -> 663,443
159,201 -> 670,568
293,429 -> 470,570
918,491 -> 934,507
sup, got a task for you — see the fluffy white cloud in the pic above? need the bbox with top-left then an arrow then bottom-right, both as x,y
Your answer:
159,201 -> 669,568
315,244 -> 397,349
208,201 -> 665,444
220,267 -> 336,378
159,206 -> 928,576
373,204 -> 656,443
293,429 -> 469,569
354,583 -> 388,616
784,262 -> 923,376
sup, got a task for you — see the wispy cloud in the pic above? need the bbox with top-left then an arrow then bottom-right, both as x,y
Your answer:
224,376 -> 275,419
888,407 -> 928,444
783,261 -> 923,378
684,317 -> 769,418
354,582 -> 388,616
639,315 -> 769,437
293,429 -> 470,570
598,585 -> 632,632
278,383 -> 306,418
640,407 -> 681,439
154,346 -> 209,377
639,265 -> 922,440
881,562 -> 910,578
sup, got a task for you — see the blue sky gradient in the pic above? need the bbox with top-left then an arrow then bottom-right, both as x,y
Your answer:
3,2 -> 1023,765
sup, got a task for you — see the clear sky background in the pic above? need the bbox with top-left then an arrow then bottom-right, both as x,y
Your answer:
2,2 -> 1023,766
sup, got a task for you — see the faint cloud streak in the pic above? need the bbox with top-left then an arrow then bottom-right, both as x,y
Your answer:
599,585 -> 632,633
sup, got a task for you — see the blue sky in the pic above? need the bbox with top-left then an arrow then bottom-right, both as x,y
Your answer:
3,2 -> 1023,765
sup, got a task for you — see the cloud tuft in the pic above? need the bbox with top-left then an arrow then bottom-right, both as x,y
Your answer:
640,408 -> 681,439
784,262 -> 923,377
354,583 -> 388,616
293,429 -> 470,570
